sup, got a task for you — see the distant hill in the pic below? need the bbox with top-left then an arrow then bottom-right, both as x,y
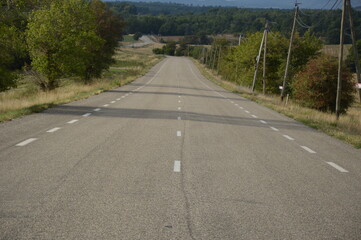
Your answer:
106,0 -> 360,9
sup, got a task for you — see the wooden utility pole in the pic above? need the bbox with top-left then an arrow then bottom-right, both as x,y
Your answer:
336,0 -> 347,119
262,21 -> 269,95
251,24 -> 266,92
281,3 -> 299,101
346,0 -> 361,102
217,47 -> 222,74
212,46 -> 218,70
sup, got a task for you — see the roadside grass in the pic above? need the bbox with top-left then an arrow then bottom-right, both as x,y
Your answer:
192,59 -> 361,149
0,46 -> 163,122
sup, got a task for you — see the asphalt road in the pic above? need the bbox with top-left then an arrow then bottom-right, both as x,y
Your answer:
1,57 -> 361,239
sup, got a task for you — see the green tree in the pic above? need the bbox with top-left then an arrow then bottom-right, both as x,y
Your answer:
26,0 -> 104,90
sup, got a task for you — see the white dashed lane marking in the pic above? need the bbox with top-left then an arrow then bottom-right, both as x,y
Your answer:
47,127 -> 61,133
178,107 -> 181,110
116,98 -> 121,101
282,135 -> 295,141
110,101 -> 116,104
82,113 -> 92,117
301,146 -> 316,154
270,127 -> 279,131
16,138 -> 37,147
174,161 -> 181,172
177,131 -> 182,137
94,108 -> 101,112
260,120 -> 267,124
178,117 -> 181,120
103,104 -> 109,107
326,162 -> 349,173
251,115 -> 258,118
245,110 -> 250,113
67,119 -> 79,124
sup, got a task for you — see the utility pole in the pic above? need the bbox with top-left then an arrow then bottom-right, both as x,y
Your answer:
281,2 -> 299,101
238,34 -> 242,45
251,24 -> 266,92
262,21 -> 269,95
336,0 -> 347,119
346,0 -> 361,102
217,47 -> 222,74
212,46 -> 218,70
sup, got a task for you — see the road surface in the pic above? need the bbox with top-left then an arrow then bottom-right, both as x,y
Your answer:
0,57 -> 361,239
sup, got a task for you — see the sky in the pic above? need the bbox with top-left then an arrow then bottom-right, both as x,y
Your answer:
116,0 -> 361,9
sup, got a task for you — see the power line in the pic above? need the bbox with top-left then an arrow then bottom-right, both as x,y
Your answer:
331,0 -> 341,10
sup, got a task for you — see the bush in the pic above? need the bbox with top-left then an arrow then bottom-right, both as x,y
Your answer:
292,55 -> 355,113
133,32 -> 142,40
152,48 -> 164,54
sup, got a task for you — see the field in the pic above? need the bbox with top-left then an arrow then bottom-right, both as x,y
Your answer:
0,45 -> 163,122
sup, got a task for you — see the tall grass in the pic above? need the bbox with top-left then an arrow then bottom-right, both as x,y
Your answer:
192,59 -> 361,149
0,47 -> 163,122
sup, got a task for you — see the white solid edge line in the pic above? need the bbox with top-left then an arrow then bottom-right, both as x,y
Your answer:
326,162 -> 349,173
16,138 -> 38,146
177,131 -> 182,137
174,161 -> 181,172
94,108 -> 101,111
270,126 -> 279,131
47,127 -> 61,133
67,119 -> 79,124
301,146 -> 316,154
82,113 -> 92,117
282,135 -> 295,141
260,120 -> 267,124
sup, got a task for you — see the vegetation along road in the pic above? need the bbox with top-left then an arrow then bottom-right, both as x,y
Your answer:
1,57 -> 360,239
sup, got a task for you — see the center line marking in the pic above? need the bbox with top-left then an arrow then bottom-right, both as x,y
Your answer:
110,101 -> 116,104
103,104 -> 109,107
178,117 -> 181,120
301,146 -> 316,154
230,101 -> 234,104
177,131 -> 182,137
82,113 -> 91,117
239,107 -> 244,109
235,104 -> 238,106
174,161 -> 181,172
245,110 -> 250,113
116,98 -> 121,101
178,100 -> 181,103
94,108 -> 101,111
326,162 -> 349,173
251,115 -> 258,118
178,107 -> 181,110
270,126 -> 279,131
260,120 -> 267,124
67,119 -> 79,124
283,135 -> 295,141
16,138 -> 38,146
47,127 -> 61,133
121,96 -> 125,98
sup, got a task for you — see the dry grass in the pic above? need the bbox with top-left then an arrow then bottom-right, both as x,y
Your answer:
0,46 -> 164,122
192,59 -> 361,149
322,44 -> 352,58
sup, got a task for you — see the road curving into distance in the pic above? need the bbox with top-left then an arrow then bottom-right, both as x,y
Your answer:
0,57 -> 360,239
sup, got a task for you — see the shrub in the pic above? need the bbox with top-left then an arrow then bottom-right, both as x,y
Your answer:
292,55 -> 355,113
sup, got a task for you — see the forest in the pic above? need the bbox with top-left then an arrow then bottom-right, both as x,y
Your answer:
108,1 -> 361,44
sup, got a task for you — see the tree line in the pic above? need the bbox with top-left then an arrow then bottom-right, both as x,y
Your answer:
109,2 -> 361,45
154,32 -> 359,113
0,0 -> 124,92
